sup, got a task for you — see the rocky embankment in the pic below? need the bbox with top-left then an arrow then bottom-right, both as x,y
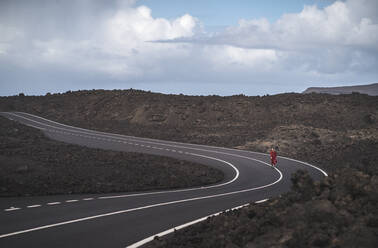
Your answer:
0,116 -> 223,196
1,90 -> 377,246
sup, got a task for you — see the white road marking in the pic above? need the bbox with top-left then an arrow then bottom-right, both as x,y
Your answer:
99,152 -> 241,200
255,199 -> 269,204
127,203 -> 250,248
47,202 -> 61,205
5,112 -> 285,201
82,198 -> 94,201
7,112 -> 328,177
0,171 -> 280,239
4,207 -> 21,212
27,205 -> 41,208
66,200 -> 78,203
2,111 -> 328,247
3,111 -> 326,231
25,124 -> 46,130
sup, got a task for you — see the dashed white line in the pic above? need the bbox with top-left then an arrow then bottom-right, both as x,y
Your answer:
27,205 -> 41,208
5,112 -> 328,178
25,124 -> 46,130
66,200 -> 78,203
83,198 -> 94,201
47,202 -> 61,205
1,180 -> 280,240
4,207 -> 21,212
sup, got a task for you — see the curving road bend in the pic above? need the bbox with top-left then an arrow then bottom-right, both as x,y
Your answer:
0,112 -> 327,248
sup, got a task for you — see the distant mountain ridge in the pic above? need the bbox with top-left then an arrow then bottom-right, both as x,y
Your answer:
303,83 -> 378,96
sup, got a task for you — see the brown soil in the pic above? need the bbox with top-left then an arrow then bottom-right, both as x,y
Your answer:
0,116 -> 223,197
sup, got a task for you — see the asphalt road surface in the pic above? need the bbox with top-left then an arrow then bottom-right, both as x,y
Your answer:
0,112 -> 327,248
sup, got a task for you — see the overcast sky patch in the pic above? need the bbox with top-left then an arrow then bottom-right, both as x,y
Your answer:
0,0 -> 377,96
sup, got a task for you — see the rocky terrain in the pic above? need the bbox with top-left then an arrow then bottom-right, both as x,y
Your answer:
0,116 -> 223,196
1,89 -> 377,247
1,90 -> 376,150
303,83 -> 378,96
147,169 -> 378,248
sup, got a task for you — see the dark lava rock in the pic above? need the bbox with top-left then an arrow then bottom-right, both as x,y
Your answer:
0,116 -> 224,196
1,90 -> 377,246
147,170 -> 378,248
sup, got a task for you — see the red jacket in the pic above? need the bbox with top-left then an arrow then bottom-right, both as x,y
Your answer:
270,150 -> 277,159
270,150 -> 277,165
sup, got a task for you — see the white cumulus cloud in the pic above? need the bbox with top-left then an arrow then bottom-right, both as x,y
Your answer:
162,0 -> 378,75
0,0 -> 377,96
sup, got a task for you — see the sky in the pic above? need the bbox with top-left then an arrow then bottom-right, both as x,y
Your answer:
0,0 -> 377,96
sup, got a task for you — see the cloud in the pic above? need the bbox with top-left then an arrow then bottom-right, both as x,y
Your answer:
158,0 -> 378,75
0,0 -> 377,96
0,1 -> 199,79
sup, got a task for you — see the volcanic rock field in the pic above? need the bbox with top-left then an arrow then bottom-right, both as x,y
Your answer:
1,89 -> 377,247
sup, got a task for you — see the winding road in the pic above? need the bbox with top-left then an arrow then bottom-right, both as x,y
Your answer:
0,112 -> 327,247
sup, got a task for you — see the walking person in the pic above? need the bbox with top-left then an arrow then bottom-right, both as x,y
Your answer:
270,147 -> 277,167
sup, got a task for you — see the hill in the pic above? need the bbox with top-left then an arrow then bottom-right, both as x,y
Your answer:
1,89 -> 377,247
1,90 -> 377,174
303,83 -> 378,96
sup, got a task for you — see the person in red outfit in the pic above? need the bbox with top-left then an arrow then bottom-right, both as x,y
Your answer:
270,147 -> 277,167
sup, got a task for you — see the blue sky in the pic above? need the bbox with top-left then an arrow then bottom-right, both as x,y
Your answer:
0,0 -> 377,96
139,0 -> 334,26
